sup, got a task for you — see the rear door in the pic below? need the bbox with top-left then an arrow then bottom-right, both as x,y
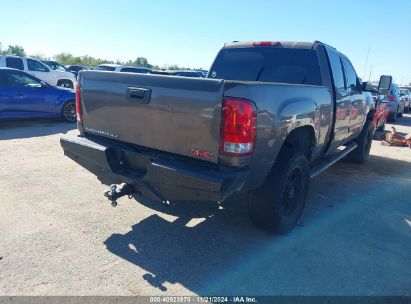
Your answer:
326,49 -> 351,145
4,57 -> 24,71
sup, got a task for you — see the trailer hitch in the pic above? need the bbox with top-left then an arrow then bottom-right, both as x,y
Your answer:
103,183 -> 139,207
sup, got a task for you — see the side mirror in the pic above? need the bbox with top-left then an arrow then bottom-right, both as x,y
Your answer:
361,81 -> 368,91
378,75 -> 392,95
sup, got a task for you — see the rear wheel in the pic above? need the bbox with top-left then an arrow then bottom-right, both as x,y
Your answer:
57,79 -> 73,89
61,100 -> 76,122
347,120 -> 374,163
247,148 -> 309,234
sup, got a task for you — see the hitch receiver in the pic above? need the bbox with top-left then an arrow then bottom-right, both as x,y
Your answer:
103,183 -> 139,207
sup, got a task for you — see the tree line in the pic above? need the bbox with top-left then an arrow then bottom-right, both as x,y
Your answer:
0,42 -> 198,70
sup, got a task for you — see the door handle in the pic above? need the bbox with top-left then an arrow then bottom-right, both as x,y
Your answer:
14,93 -> 24,97
127,87 -> 151,104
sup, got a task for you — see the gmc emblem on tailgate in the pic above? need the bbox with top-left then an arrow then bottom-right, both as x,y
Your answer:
191,148 -> 213,159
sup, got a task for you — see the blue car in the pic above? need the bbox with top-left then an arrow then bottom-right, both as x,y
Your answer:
0,67 -> 76,122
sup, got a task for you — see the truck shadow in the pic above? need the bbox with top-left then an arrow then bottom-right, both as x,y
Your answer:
104,154 -> 411,295
0,119 -> 75,140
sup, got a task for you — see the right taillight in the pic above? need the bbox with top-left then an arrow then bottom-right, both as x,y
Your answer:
388,96 -> 395,102
220,97 -> 257,156
75,83 -> 82,123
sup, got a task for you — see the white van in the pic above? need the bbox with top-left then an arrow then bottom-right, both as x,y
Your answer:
0,55 -> 77,88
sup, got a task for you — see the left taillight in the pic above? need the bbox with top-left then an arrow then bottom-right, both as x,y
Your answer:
220,97 -> 257,156
75,83 -> 82,123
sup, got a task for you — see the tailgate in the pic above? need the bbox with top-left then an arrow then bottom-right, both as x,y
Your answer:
79,71 -> 224,164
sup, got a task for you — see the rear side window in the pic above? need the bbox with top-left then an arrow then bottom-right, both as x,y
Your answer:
5,57 -> 24,70
27,59 -> 49,72
327,52 -> 346,90
209,47 -> 322,85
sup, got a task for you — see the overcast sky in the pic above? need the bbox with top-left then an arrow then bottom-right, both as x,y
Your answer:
1,0 -> 410,83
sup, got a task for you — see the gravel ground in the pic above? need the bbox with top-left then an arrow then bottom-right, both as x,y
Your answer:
0,115 -> 410,296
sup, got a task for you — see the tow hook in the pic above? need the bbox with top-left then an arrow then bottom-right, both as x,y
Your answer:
103,183 -> 138,207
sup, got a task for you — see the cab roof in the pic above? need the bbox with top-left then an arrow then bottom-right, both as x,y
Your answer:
223,41 -> 334,50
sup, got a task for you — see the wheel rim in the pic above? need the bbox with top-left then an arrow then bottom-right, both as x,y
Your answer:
282,168 -> 303,216
63,102 -> 76,122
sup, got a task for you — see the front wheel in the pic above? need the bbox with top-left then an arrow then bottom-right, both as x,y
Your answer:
347,120 -> 374,163
248,148 -> 310,234
61,100 -> 76,122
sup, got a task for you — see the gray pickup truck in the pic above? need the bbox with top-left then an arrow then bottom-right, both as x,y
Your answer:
61,41 -> 392,233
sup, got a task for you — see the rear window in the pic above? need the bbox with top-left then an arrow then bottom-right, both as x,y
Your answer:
208,47 -> 322,85
5,57 -> 24,70
95,66 -> 116,71
120,67 -> 150,73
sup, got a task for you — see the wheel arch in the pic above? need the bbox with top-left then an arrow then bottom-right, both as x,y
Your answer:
57,79 -> 74,88
280,125 -> 316,161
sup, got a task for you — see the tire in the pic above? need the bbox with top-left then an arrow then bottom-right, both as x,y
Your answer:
347,120 -> 374,164
377,118 -> 386,131
61,100 -> 76,122
398,109 -> 403,118
387,111 -> 396,122
248,148 -> 310,234
57,79 -> 73,89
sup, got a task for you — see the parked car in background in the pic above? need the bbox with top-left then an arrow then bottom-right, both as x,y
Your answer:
387,84 -> 405,121
150,70 -> 171,75
95,64 -> 151,74
167,70 -> 205,77
0,68 -> 76,122
399,88 -> 411,112
0,56 -> 77,89
42,60 -> 69,73
65,65 -> 89,78
363,82 -> 388,131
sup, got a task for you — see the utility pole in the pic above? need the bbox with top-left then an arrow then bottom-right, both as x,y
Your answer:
363,47 -> 370,80
368,65 -> 373,82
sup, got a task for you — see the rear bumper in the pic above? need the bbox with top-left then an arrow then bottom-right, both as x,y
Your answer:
60,135 -> 249,202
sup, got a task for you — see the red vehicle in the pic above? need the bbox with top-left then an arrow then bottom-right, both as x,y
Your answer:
364,90 -> 388,131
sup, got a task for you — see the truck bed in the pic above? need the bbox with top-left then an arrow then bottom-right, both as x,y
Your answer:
79,71 -> 224,164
